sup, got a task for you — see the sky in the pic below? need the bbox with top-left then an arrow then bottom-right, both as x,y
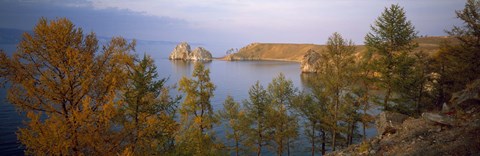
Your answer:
0,0 -> 466,55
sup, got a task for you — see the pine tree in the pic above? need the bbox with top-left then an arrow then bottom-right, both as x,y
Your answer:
396,51 -> 431,115
342,94 -> 361,146
353,50 -> 376,142
217,95 -> 245,156
242,81 -> 271,156
266,73 -> 299,156
0,17 -> 135,155
319,32 -> 356,151
177,62 -> 218,155
119,54 -> 179,154
291,91 -> 327,155
365,4 -> 418,111
434,0 -> 480,102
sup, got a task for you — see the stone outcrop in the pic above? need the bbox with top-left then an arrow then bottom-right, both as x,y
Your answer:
168,42 -> 212,61
449,79 -> 480,111
300,49 -> 322,73
424,79 -> 480,126
375,111 -> 409,135
329,114 -> 480,156
422,112 -> 457,126
328,79 -> 480,156
190,47 -> 213,61
169,42 -> 191,60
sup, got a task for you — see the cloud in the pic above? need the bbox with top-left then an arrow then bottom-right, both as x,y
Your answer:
0,0 -> 193,41
0,0 -> 466,53
80,0 -> 464,43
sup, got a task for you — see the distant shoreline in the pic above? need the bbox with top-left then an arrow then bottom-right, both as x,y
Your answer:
214,57 -> 300,62
213,36 -> 456,64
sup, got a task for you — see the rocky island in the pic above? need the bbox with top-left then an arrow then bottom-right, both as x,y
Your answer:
169,42 -> 213,61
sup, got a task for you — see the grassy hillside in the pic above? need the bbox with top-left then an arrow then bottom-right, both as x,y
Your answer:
222,36 -> 457,62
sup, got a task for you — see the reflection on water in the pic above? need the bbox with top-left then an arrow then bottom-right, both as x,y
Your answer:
170,60 -> 194,77
300,72 -> 319,90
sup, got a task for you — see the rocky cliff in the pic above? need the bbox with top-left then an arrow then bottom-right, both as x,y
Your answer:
169,42 -> 191,60
300,49 -> 322,73
168,42 -> 212,61
190,47 -> 213,61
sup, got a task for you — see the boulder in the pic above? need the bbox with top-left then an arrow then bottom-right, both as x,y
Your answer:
422,112 -> 457,126
376,111 -> 409,135
449,79 -> 480,111
190,47 -> 212,61
169,42 -> 191,60
301,49 -> 322,73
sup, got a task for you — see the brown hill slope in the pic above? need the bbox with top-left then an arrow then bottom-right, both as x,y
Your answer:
222,36 -> 457,62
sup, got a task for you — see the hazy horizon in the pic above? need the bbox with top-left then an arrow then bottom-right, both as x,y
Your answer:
0,0 -> 465,56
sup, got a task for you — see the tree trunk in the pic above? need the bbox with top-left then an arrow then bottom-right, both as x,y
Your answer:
235,140 -> 239,156
321,130 -> 326,155
416,80 -> 425,115
257,143 -> 262,156
346,122 -> 351,146
287,137 -> 290,156
384,87 -> 391,111
235,132 -> 239,156
311,122 -> 315,156
363,105 -> 367,142
257,131 -> 262,156
349,120 -> 355,145
362,82 -> 369,142
332,88 -> 339,151
280,136 -> 284,155
133,99 -> 140,153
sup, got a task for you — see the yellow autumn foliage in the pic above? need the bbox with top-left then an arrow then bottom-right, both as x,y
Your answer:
1,17 -> 134,155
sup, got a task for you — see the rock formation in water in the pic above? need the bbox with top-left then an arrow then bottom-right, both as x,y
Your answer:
168,42 -> 212,61
190,47 -> 213,61
300,49 -> 322,73
169,42 -> 191,60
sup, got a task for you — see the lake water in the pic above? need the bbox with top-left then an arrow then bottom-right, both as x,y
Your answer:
0,43 -> 377,155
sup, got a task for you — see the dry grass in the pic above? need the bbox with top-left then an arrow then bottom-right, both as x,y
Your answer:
223,36 -> 457,62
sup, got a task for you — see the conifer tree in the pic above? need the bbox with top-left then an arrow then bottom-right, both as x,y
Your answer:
319,32 -> 356,151
119,54 -> 179,154
365,4 -> 418,111
433,0 -> 480,102
177,62 -> 218,155
353,50 -> 376,142
0,17 -> 135,155
292,91 -> 327,155
242,81 -> 271,156
342,94 -> 361,146
266,73 -> 299,156
217,95 -> 245,156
